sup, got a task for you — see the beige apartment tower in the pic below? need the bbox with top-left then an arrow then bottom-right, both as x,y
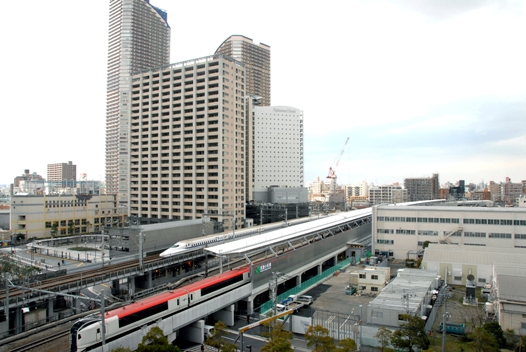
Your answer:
105,0 -> 171,209
47,161 -> 76,183
129,55 -> 246,230
215,35 -> 271,106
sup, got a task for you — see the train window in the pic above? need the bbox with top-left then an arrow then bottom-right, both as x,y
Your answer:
119,302 -> 169,328
191,294 -> 193,300
78,334 -> 82,340
201,273 -> 245,296
177,299 -> 179,305
97,328 -> 100,334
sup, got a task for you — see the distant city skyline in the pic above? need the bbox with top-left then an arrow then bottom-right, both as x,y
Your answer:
1,1 -> 525,187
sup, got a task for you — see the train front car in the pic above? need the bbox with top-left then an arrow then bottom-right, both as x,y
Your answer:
70,316 -> 103,352
159,242 -> 189,258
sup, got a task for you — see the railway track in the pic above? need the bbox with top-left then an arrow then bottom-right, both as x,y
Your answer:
0,254 -> 164,301
7,329 -> 70,352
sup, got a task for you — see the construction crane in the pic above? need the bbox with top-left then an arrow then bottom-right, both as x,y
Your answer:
327,137 -> 350,191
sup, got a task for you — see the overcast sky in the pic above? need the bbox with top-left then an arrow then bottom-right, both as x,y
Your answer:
1,1 -> 525,187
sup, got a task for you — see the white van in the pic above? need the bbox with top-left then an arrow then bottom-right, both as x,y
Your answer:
204,325 -> 215,339
296,295 -> 313,305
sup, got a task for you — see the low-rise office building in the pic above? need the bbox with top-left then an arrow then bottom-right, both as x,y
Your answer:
490,263 -> 526,335
366,269 -> 440,327
421,244 -> 526,287
10,194 -> 125,239
373,203 -> 526,260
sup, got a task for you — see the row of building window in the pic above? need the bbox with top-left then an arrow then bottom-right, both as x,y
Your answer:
359,274 -> 379,279
463,219 -> 526,226
377,216 -> 460,224
377,216 -> 526,226
379,229 -> 526,239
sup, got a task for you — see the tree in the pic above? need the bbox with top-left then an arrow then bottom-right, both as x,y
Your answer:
261,321 -> 294,352
1,255 -> 40,281
110,347 -> 132,352
390,315 -> 430,352
304,325 -> 336,352
463,305 -> 486,329
483,322 -> 506,348
137,326 -> 181,352
422,241 -> 430,249
50,222 -> 59,238
336,338 -> 357,351
467,326 -> 499,352
68,221 -> 75,236
503,328 -> 524,350
205,321 -> 236,352
375,327 -> 393,352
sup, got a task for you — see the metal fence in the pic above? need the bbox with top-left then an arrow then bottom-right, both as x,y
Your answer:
313,309 -> 360,340
424,284 -> 446,332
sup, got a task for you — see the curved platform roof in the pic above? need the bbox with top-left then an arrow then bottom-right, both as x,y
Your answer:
205,208 -> 372,256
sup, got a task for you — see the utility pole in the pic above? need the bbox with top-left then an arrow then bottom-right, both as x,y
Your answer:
442,289 -> 451,352
269,272 -> 283,317
202,213 -> 209,277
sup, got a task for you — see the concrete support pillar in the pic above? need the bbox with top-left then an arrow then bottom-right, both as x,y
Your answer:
318,264 -> 322,275
296,275 -> 301,286
14,307 -> 23,334
128,276 -> 136,300
112,279 -> 120,296
334,255 -> 338,265
146,270 -> 153,289
73,294 -> 81,314
48,299 -> 54,322
246,298 -> 254,315
212,304 -> 235,326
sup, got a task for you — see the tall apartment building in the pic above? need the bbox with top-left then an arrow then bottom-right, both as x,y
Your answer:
47,161 -> 76,182
129,55 -> 246,230
246,105 -> 304,202
404,173 -> 440,201
215,35 -> 271,106
105,0 -> 171,210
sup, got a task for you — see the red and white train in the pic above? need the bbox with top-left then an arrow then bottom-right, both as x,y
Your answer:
70,266 -> 251,352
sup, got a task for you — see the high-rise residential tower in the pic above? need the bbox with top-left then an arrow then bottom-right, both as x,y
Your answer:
105,0 -> 171,211
215,35 -> 271,106
129,55 -> 246,230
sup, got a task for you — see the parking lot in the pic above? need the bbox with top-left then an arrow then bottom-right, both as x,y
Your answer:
306,264 -> 378,324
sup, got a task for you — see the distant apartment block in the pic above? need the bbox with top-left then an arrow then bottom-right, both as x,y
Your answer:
11,170 -> 46,195
345,181 -> 369,198
105,0 -> 171,209
10,194 -> 124,239
501,177 -> 524,204
404,173 -> 440,201
309,177 -> 325,195
215,35 -> 271,106
47,161 -> 76,182
128,55 -> 246,230
368,185 -> 407,204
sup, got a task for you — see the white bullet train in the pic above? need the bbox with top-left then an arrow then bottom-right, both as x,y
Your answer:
159,216 -> 319,258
